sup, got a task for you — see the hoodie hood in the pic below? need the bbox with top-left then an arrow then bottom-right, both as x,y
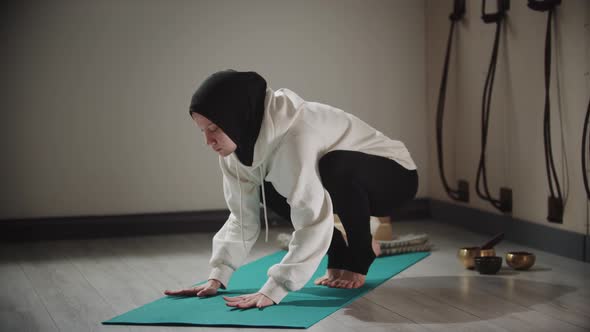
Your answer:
189,69 -> 267,167
189,70 -> 298,247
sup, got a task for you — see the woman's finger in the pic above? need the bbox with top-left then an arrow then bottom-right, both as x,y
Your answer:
186,289 -> 202,295
165,290 -> 187,296
237,297 -> 258,309
223,295 -> 246,303
225,294 -> 257,307
196,287 -> 216,297
164,288 -> 193,295
225,298 -> 247,307
228,294 -> 256,301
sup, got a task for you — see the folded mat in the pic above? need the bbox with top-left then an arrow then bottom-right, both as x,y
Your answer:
378,234 -> 434,256
103,250 -> 430,329
378,233 -> 429,249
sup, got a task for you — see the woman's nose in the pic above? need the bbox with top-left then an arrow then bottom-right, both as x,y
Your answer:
205,133 -> 215,146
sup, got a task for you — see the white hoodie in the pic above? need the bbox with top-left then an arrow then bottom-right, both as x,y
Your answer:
208,87 -> 417,304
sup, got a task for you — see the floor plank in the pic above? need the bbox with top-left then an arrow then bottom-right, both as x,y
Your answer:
0,244 -> 59,332
15,241 -> 132,332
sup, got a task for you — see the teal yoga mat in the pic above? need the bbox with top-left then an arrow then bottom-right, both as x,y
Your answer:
103,251 -> 429,329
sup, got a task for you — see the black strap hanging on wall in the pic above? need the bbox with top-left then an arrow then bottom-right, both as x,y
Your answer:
582,97 -> 590,200
527,0 -> 564,223
436,0 -> 468,202
476,0 -> 512,213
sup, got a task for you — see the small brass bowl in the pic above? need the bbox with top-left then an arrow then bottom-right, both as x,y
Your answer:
506,251 -> 536,270
474,256 -> 502,275
458,247 -> 496,269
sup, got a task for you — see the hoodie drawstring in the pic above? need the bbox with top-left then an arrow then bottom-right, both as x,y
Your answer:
235,161 -> 269,251
260,165 -> 269,243
235,162 -> 245,250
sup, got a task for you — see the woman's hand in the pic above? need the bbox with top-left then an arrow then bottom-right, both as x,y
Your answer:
223,292 -> 275,309
164,279 -> 222,297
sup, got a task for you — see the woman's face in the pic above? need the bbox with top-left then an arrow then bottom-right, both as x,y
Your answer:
192,113 -> 237,157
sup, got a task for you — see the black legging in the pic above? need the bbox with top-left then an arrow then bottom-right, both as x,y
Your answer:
259,150 -> 418,275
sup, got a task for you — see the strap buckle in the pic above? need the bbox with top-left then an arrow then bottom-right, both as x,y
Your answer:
481,0 -> 510,23
527,0 -> 561,12
449,0 -> 466,21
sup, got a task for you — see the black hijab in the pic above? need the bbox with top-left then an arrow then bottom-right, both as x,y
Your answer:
189,69 -> 267,166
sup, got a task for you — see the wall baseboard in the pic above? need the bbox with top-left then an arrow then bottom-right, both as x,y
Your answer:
1,198 -> 588,263
0,199 -> 430,242
0,210 -> 231,241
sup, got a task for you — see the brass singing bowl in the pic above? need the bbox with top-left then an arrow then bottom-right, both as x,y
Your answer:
458,247 -> 496,269
506,251 -> 536,270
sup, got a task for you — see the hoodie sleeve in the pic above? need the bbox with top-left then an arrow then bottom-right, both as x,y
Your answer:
208,156 -> 261,289
258,132 -> 334,304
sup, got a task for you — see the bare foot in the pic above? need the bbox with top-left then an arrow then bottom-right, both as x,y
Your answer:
314,268 -> 344,286
327,270 -> 366,289
318,239 -> 380,288
372,238 -> 382,257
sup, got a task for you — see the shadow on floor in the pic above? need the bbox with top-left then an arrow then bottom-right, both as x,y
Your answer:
343,275 -> 577,324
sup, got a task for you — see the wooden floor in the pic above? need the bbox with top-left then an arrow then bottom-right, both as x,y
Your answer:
1,220 -> 589,332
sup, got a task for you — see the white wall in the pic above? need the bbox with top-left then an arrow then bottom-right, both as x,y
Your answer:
1,0 -> 427,219
426,0 -> 590,235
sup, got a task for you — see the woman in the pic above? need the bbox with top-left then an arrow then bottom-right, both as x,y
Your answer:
164,69 -> 418,309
